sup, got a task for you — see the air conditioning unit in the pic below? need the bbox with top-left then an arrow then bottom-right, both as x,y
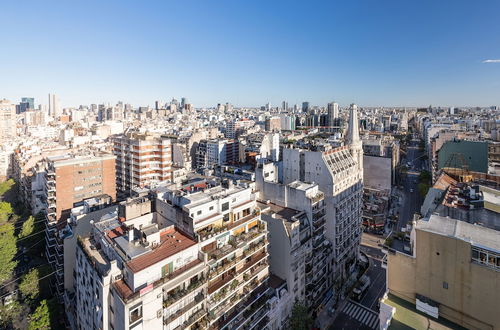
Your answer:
114,274 -> 123,281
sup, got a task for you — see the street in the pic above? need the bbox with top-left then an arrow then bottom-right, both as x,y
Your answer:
397,139 -> 425,231
327,234 -> 386,330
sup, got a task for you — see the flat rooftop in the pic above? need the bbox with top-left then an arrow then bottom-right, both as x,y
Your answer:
383,293 -> 467,330
418,215 -> 500,253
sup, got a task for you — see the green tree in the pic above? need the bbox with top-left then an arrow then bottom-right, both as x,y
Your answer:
28,300 -> 50,330
0,223 -> 17,283
19,268 -> 40,300
289,302 -> 313,330
0,179 -> 15,196
19,215 -> 35,238
0,201 -> 14,224
0,300 -> 22,328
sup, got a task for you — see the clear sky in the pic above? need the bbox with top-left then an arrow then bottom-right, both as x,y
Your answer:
2,0 -> 500,108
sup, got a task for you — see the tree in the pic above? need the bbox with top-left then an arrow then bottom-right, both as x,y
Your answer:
0,202 -> 14,224
0,223 -> 17,283
0,300 -> 22,328
289,302 -> 313,330
28,300 -> 50,330
19,268 -> 40,300
0,179 -> 15,196
19,215 -> 35,238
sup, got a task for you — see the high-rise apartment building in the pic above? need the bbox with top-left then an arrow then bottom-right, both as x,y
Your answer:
48,93 -> 61,118
195,139 -> 239,169
155,179 -> 271,329
327,101 -> 339,127
73,199 -> 207,330
0,99 -> 17,142
282,105 -> 363,283
256,169 -> 332,311
70,179 -> 273,330
112,132 -> 173,196
43,153 -> 116,295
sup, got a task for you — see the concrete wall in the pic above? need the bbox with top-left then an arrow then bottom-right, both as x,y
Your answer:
388,229 -> 500,330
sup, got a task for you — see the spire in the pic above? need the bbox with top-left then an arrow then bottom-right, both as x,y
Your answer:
347,103 -> 360,145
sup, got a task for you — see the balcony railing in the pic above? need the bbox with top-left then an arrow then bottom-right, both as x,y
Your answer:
183,309 -> 207,329
164,292 -> 204,325
208,240 -> 267,280
164,276 -> 206,308
116,258 -> 204,303
197,212 -> 262,242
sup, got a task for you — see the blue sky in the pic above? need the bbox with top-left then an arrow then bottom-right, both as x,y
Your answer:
1,0 -> 500,107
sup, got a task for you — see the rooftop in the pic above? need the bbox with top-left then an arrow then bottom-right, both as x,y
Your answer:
126,228 -> 196,273
383,293 -> 467,330
418,215 -> 500,253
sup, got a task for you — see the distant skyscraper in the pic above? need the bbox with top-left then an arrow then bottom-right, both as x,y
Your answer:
282,101 -> 288,112
48,93 -> 61,117
327,102 -> 339,126
302,101 -> 310,113
21,97 -> 35,110
181,97 -> 188,108
155,100 -> 163,110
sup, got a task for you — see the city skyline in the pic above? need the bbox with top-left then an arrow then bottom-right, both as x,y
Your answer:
2,1 -> 500,107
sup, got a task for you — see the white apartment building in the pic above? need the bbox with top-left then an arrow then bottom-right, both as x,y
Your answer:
0,99 -> 16,142
256,166 -> 332,311
281,104 -> 364,284
74,201 -> 208,330
154,180 -> 272,330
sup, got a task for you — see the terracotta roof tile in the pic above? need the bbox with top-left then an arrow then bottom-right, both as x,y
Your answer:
126,229 -> 196,273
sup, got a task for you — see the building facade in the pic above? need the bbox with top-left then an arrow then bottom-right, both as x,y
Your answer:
112,133 -> 173,196
43,153 -> 116,295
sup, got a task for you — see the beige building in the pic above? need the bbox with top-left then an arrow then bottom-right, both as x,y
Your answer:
112,132 -> 173,196
386,215 -> 500,330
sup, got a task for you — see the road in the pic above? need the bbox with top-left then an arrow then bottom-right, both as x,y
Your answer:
397,139 -> 425,231
328,234 -> 386,329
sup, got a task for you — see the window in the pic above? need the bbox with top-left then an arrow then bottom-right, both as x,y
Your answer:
197,210 -> 202,215
442,281 -> 448,289
222,202 -> 229,212
129,304 -> 143,324
209,206 -> 214,211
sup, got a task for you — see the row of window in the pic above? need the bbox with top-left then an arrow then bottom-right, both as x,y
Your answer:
471,246 -> 500,270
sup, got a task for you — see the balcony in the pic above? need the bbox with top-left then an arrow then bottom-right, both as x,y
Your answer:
216,282 -> 269,330
183,309 -> 207,329
208,253 -> 268,299
197,213 -> 262,242
115,259 -> 204,303
208,240 -> 267,280
209,275 -> 268,326
164,292 -> 204,325
164,276 -> 206,308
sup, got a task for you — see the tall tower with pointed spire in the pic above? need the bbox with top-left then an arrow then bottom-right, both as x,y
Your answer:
347,104 -> 363,174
